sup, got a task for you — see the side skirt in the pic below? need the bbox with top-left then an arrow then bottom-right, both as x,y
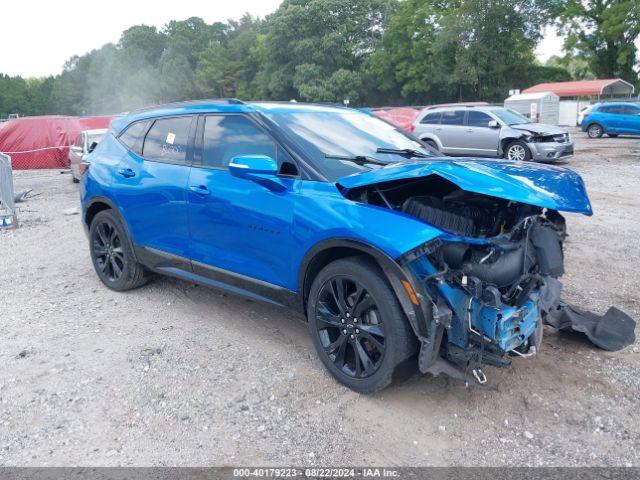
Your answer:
134,246 -> 302,311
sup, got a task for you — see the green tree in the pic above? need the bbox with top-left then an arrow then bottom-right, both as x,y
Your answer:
370,0 -> 556,104
557,0 -> 640,85
256,0 -> 397,103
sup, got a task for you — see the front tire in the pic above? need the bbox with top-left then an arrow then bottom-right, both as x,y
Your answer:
89,209 -> 148,291
307,256 -> 417,393
504,140 -> 532,161
587,123 -> 603,138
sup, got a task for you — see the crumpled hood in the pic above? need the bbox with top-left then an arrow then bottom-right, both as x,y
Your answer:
337,159 -> 593,215
511,123 -> 568,136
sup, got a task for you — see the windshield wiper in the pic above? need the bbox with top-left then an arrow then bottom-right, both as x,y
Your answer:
324,154 -> 389,167
375,147 -> 430,159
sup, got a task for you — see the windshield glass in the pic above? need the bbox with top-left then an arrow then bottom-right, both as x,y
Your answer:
265,110 -> 436,180
491,108 -> 531,125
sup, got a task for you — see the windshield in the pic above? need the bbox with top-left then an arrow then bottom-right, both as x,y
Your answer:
265,110 -> 436,180
491,108 -> 531,125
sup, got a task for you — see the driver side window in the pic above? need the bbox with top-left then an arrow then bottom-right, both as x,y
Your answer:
202,115 -> 276,169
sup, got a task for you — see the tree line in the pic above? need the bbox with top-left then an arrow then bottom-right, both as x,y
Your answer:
1,0 -> 638,118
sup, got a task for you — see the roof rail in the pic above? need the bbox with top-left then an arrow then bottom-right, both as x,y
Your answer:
127,98 -> 245,115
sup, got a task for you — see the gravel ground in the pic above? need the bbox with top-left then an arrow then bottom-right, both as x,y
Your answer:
1,129 -> 639,466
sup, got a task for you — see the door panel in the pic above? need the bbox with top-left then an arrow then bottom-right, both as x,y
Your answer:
437,110 -> 467,155
188,114 -> 297,289
111,115 -> 194,259
462,110 -> 499,155
188,167 -> 297,287
621,106 -> 640,133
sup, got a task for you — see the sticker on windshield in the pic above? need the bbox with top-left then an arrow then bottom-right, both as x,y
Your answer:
166,132 -> 176,145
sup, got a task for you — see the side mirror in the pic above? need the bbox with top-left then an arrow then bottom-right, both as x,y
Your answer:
229,155 -> 278,177
488,120 -> 500,129
88,141 -> 98,154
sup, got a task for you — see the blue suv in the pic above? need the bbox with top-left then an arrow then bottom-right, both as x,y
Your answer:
81,99 -> 592,392
582,102 -> 640,138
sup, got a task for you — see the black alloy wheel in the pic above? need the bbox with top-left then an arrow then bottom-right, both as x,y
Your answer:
92,219 -> 125,283
89,209 -> 148,291
315,276 -> 386,379
307,257 -> 417,393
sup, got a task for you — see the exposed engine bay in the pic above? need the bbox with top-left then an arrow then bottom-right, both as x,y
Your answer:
347,174 -> 571,383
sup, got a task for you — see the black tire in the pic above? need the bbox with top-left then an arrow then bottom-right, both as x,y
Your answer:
608,134 -> 618,138
89,209 -> 148,291
307,256 -> 417,393
422,139 -> 439,151
587,123 -> 603,138
503,140 -> 532,161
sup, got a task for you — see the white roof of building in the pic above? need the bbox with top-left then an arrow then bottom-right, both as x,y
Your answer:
505,91 -> 559,101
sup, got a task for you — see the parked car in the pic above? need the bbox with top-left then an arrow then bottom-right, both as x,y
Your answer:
577,104 -> 598,126
81,100 -> 592,393
69,129 -> 107,182
582,102 -> 640,138
410,105 -> 574,162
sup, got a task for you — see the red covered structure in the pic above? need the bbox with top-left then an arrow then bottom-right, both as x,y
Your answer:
371,107 -> 421,131
0,116 -> 114,169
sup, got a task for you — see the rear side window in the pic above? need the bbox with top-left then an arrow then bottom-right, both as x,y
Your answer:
466,111 -> 493,127
202,115 -> 276,168
119,120 -> 150,155
420,112 -> 441,124
441,110 -> 465,125
599,105 -> 624,114
623,105 -> 640,115
142,116 -> 192,164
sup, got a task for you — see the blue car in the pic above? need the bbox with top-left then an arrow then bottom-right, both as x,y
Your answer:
582,102 -> 640,138
81,100 -> 592,392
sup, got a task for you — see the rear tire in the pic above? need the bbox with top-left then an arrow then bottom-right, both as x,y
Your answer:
504,140 -> 532,161
307,256 -> 417,393
587,123 -> 603,138
89,209 -> 148,291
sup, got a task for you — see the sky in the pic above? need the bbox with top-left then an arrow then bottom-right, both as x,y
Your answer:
0,0 -> 284,78
2,0 -> 565,78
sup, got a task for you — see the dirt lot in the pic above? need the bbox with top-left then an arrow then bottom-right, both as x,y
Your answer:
1,130 -> 639,466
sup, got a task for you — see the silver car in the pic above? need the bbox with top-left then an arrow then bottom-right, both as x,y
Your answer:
69,128 -> 107,183
411,106 -> 574,161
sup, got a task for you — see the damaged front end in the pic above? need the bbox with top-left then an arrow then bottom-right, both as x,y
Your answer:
339,160 -> 594,384
399,212 -> 565,385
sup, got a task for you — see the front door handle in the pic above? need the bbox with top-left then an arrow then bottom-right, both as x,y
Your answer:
189,185 -> 211,196
466,129 -> 474,133
117,168 -> 136,178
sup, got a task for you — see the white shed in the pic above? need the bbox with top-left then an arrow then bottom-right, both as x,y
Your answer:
504,91 -> 560,125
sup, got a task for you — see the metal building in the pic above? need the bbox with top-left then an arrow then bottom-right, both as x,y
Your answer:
504,91 -> 560,124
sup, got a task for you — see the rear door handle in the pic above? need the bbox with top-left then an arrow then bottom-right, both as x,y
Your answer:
189,185 -> 211,196
466,129 -> 474,133
117,168 -> 136,178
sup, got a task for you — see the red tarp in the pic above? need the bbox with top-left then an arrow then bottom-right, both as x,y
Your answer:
372,107 -> 421,131
0,116 -> 113,170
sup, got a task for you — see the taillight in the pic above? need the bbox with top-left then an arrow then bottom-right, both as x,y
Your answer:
79,161 -> 90,176
408,124 -> 416,134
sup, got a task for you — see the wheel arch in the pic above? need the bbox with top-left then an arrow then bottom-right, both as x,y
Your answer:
84,196 -> 139,262
298,238 -> 431,339
420,134 -> 442,150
